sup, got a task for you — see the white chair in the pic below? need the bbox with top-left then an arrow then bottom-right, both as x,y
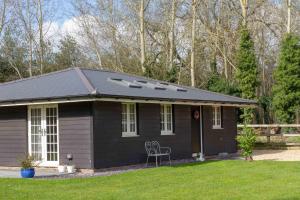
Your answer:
145,141 -> 171,167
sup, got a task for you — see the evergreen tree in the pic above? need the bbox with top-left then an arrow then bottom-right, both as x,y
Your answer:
207,73 -> 240,97
206,59 -> 239,96
166,66 -> 179,83
235,27 -> 259,123
272,34 -> 300,123
55,35 -> 82,69
0,57 -> 16,82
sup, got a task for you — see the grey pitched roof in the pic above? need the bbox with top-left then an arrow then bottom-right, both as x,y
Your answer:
0,67 -> 256,105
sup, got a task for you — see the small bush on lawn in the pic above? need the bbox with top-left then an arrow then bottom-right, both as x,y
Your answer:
237,126 -> 256,161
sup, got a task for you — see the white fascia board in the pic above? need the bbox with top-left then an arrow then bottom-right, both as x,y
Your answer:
0,97 -> 256,108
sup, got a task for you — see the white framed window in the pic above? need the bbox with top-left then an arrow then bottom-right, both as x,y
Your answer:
212,106 -> 222,129
161,104 -> 174,135
122,103 -> 137,137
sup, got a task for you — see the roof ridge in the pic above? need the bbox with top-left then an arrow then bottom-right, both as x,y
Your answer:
80,68 -> 254,103
0,68 -> 74,87
74,67 -> 97,95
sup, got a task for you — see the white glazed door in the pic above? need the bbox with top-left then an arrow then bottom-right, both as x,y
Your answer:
28,105 -> 59,166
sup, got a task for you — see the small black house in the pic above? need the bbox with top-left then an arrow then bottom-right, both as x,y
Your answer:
0,68 -> 255,169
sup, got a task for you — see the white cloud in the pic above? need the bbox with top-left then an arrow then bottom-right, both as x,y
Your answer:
60,17 -> 81,39
43,21 -> 61,47
39,17 -> 83,51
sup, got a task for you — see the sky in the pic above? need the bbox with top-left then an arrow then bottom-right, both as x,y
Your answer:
43,0 -> 81,48
52,0 -> 74,25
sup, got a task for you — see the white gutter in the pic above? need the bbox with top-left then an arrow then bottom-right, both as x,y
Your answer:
97,98 -> 255,107
0,98 -> 93,107
0,97 -> 256,107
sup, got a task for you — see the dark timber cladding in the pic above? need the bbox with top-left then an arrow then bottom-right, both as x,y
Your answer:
202,106 -> 238,155
92,101 -> 192,168
191,106 -> 201,153
59,102 -> 93,168
0,101 -> 239,169
0,106 -> 27,166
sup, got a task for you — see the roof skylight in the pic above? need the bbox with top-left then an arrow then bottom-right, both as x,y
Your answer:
134,80 -> 166,90
157,83 -> 187,92
109,78 -> 142,88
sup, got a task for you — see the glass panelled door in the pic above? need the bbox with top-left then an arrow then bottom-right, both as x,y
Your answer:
28,105 -> 59,166
45,107 -> 58,164
29,106 -> 43,161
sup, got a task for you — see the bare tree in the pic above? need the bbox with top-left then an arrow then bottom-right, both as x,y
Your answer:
0,0 -> 6,35
168,0 -> 177,71
27,0 -> 33,76
81,16 -> 103,69
240,0 -> 248,26
287,0 -> 291,33
14,0 -> 35,77
109,0 -> 123,72
36,0 -> 44,74
190,0 -> 197,87
139,0 -> 146,73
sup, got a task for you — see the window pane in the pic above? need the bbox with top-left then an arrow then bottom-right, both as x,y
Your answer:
161,104 -> 173,133
167,113 -> 171,124
217,107 -> 221,126
129,104 -> 135,114
167,122 -> 171,131
166,105 -> 172,114
130,113 -> 135,132
160,105 -> 165,131
212,107 -> 216,126
130,123 -> 135,132
122,103 -> 136,135
122,104 -> 127,113
212,106 -> 221,127
122,104 -> 127,132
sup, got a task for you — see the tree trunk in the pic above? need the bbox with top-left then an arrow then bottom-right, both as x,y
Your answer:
190,0 -> 196,87
0,0 -> 6,35
287,0 -> 291,33
223,45 -> 228,79
27,0 -> 32,77
95,47 -> 103,69
140,0 -> 146,73
37,0 -> 44,74
245,156 -> 253,161
110,0 -> 123,72
168,0 -> 176,71
240,0 -> 248,26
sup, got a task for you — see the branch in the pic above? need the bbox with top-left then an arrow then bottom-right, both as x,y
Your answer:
0,0 -> 6,35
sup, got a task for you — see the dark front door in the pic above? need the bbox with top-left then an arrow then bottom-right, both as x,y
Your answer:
191,106 -> 201,153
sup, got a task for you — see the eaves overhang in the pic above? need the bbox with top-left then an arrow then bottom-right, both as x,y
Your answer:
0,94 -> 257,108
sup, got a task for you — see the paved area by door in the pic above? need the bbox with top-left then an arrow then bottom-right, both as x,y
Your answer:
0,168 -> 60,178
253,150 -> 300,161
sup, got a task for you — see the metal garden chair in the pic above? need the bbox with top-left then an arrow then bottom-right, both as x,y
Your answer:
145,141 -> 171,167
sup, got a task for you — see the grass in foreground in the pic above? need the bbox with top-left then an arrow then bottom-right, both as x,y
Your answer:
1,160 -> 300,200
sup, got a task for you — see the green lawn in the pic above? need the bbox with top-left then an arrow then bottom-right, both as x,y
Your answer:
1,160 -> 300,199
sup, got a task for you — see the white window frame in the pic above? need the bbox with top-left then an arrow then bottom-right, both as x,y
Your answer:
212,106 -> 222,129
122,103 -> 138,137
160,104 -> 174,135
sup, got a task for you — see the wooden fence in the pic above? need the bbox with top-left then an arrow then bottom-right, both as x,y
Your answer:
237,124 -> 300,143
237,124 -> 300,128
